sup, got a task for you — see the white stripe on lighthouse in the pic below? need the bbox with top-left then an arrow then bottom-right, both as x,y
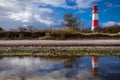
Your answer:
92,13 -> 98,20
92,26 -> 95,31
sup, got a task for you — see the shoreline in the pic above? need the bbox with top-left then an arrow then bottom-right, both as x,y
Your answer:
0,40 -> 120,57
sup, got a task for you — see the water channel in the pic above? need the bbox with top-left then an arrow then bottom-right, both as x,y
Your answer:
0,56 -> 120,80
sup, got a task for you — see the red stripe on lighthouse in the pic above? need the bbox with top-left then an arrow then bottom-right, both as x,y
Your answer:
92,10 -> 98,13
92,20 -> 98,27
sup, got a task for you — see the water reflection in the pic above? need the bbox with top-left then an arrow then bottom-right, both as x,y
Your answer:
92,56 -> 99,76
0,56 -> 120,80
64,57 -> 78,68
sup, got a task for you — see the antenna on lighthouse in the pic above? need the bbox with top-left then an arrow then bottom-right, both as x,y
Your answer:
92,4 -> 99,31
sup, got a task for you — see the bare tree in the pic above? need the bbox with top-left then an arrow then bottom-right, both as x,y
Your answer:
27,25 -> 38,32
18,26 -> 27,32
63,13 -> 84,31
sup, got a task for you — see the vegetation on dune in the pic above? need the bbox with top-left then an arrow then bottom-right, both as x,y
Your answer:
0,30 -> 120,40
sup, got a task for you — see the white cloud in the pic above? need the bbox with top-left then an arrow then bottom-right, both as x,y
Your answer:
34,0 -> 66,7
8,11 -> 32,22
74,10 -> 86,14
104,2 -> 120,8
37,8 -> 53,13
76,0 -> 99,9
0,0 -> 18,8
34,15 -> 55,25
0,0 -> 55,26
103,21 -> 120,27
104,2 -> 113,7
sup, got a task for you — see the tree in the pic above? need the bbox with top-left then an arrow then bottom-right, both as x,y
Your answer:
27,25 -> 38,32
18,25 -> 38,32
63,13 -> 84,31
0,27 -> 4,32
103,25 -> 120,33
18,26 -> 27,32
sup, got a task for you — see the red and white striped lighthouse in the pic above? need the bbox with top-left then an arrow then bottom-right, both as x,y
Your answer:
92,4 -> 99,31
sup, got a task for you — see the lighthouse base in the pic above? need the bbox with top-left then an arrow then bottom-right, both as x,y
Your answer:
92,26 -> 98,31
91,27 -> 95,31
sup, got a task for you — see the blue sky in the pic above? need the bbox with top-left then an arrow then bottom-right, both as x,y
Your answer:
0,0 -> 120,30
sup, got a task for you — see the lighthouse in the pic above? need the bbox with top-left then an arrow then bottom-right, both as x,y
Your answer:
92,4 -> 99,31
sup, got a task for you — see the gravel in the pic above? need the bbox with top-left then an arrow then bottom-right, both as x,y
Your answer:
0,40 -> 120,46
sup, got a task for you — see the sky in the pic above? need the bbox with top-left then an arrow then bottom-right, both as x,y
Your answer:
0,0 -> 120,30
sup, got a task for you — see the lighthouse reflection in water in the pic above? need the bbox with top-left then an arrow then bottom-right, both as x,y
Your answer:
0,56 -> 120,80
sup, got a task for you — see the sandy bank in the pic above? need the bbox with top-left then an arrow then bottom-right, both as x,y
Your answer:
0,40 -> 120,46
